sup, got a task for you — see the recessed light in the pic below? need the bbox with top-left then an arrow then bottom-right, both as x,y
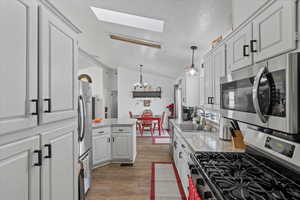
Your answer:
90,7 -> 164,32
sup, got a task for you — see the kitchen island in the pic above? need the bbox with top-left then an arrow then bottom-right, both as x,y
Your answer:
92,118 -> 137,167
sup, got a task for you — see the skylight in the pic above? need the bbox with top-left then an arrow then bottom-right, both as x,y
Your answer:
90,7 -> 164,32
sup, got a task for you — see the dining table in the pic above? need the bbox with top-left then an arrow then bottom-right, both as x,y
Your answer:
133,115 -> 162,136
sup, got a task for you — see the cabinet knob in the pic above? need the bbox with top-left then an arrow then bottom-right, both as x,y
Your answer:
196,178 -> 205,186
44,98 -> 51,113
243,45 -> 250,57
203,191 -> 213,199
250,40 -> 257,53
31,99 -> 38,115
191,168 -> 198,175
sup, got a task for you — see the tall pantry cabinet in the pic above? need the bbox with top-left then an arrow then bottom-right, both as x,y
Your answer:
0,0 -> 81,200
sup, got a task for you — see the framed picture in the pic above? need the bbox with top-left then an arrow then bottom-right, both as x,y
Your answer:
144,100 -> 151,107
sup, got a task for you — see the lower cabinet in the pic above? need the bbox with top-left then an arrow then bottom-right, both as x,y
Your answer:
92,125 -> 136,165
0,136 -> 40,200
173,131 -> 191,197
0,124 -> 77,200
93,132 -> 111,166
112,133 -> 132,160
41,125 -> 77,200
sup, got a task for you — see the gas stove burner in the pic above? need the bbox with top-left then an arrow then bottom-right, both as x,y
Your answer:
193,152 -> 300,200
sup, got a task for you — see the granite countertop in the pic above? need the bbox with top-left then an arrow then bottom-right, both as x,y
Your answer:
93,118 -> 137,129
171,119 -> 244,153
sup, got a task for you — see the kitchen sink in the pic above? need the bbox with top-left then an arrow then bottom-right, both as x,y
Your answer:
179,123 -> 204,132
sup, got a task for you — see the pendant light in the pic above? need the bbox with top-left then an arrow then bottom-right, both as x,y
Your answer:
186,46 -> 198,76
134,64 -> 149,89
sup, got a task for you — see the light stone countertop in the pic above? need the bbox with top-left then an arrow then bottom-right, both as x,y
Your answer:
171,119 -> 245,153
92,118 -> 137,129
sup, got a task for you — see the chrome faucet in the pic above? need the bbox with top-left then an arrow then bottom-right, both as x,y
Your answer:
193,106 -> 206,127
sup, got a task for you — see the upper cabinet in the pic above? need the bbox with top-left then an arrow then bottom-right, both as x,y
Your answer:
39,2 -> 80,124
0,0 -> 81,135
0,0 -> 38,135
227,23 -> 253,72
252,0 -> 297,62
212,44 -> 226,108
178,74 -> 200,107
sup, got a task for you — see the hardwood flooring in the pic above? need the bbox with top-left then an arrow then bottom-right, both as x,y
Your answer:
87,137 -> 172,200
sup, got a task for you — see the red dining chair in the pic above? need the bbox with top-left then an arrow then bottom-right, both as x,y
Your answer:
153,111 -> 165,135
140,113 -> 154,136
129,111 -> 142,133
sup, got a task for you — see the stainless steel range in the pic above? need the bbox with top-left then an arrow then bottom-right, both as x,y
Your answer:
220,53 -> 300,141
189,129 -> 300,200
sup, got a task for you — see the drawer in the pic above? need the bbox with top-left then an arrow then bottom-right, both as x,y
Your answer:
93,127 -> 111,135
111,126 -> 132,133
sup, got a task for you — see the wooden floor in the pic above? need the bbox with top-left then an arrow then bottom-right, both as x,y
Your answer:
87,137 -> 172,200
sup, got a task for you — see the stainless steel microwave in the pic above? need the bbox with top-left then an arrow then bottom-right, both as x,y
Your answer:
220,53 -> 299,135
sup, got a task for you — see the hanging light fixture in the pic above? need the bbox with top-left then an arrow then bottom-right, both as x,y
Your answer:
134,64 -> 149,89
185,46 -> 198,76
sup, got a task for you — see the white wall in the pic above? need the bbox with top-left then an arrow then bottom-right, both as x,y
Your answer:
232,0 -> 268,28
118,67 -> 173,119
78,66 -> 103,97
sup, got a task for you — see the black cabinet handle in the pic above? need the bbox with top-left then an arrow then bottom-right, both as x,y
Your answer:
44,98 -> 51,113
98,131 -> 104,134
112,137 -> 115,142
31,99 -> 38,115
174,141 -> 177,149
34,150 -> 42,166
181,144 -> 186,149
179,152 -> 182,159
44,144 -> 52,159
243,45 -> 250,57
250,40 -> 257,53
107,137 -> 111,143
211,97 -> 214,104
208,97 -> 211,104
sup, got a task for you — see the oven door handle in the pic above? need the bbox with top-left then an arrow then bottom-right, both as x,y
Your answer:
252,66 -> 268,123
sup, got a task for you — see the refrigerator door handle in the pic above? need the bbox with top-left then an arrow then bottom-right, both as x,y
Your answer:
78,96 -> 85,141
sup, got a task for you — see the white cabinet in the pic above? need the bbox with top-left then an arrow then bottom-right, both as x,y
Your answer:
203,55 -> 213,108
211,44 -> 226,108
93,131 -> 111,166
252,0 -> 296,62
39,3 -> 79,124
185,75 -> 200,107
41,125 -> 77,200
178,74 -> 200,107
227,23 -> 253,72
199,67 -> 205,106
0,136 -> 40,200
0,0 -> 38,135
112,133 -> 132,160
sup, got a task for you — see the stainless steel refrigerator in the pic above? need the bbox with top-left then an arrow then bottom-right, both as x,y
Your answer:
78,81 -> 93,197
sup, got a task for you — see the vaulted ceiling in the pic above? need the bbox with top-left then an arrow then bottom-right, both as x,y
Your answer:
53,0 -> 233,78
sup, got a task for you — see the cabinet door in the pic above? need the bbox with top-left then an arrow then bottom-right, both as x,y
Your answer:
0,0 -> 38,135
185,75 -> 200,107
41,125 -> 77,200
253,0 -> 296,62
203,55 -> 213,108
212,44 -> 226,108
112,134 -> 132,160
0,136 -> 40,200
39,5 -> 78,124
93,133 -> 111,165
227,23 -> 253,71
